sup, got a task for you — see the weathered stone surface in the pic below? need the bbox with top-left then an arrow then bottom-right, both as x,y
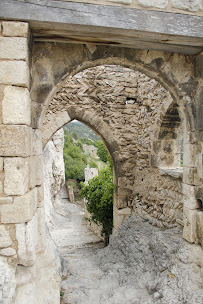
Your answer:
36,207 -> 46,253
138,0 -> 168,9
197,211 -> 203,247
0,61 -> 29,87
0,125 -> 31,157
0,189 -> 36,224
0,247 -> 16,256
0,225 -> 12,248
2,21 -> 28,37
0,157 -> 3,171
109,0 -> 132,3
0,197 -> 13,204
2,86 -> 31,125
30,155 -> 44,189
159,167 -> 183,179
14,235 -> 61,304
0,37 -> 28,60
0,256 -> 16,304
44,66 -> 183,227
183,183 -> 199,210
43,129 -> 65,227
16,219 -> 36,267
183,207 -> 197,243
114,206 -> 132,229
32,129 -> 43,156
35,155 -> 44,186
4,157 -> 29,196
171,0 -> 202,11
29,156 -> 37,189
61,213 -> 203,304
37,185 -> 44,208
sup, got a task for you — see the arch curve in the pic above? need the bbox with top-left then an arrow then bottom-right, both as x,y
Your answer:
31,44 -> 195,130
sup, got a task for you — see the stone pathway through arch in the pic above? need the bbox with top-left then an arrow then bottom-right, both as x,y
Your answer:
50,186 -> 203,304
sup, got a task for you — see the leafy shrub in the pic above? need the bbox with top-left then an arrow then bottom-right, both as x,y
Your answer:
80,137 -> 94,145
63,130 -> 87,182
94,140 -> 109,162
80,162 -> 114,245
89,160 -> 98,168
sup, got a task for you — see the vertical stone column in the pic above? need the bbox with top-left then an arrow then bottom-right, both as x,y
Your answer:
182,53 -> 203,245
0,21 -> 46,302
193,52 -> 203,247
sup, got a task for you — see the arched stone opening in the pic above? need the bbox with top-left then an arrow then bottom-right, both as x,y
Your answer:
31,43 -> 196,132
0,18 -> 202,304
41,64 -> 190,231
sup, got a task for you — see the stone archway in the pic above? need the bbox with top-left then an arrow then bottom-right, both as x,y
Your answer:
42,64 -> 189,230
0,17 -> 202,304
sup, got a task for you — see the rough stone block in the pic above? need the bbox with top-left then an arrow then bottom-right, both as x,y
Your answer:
115,195 -> 128,209
113,207 -> 131,229
29,156 -> 37,189
0,37 -> 28,60
4,157 -> 29,196
2,86 -> 31,125
171,0 -> 202,12
0,247 -> 16,256
109,0 -> 132,4
183,207 -> 197,243
118,207 -> 132,215
35,155 -> 44,186
25,214 -> 37,263
0,189 -> 36,224
32,129 -> 43,156
196,105 -> 203,131
183,143 -> 195,168
37,185 -> 44,208
0,197 -> 13,204
183,183 -> 199,210
15,215 -> 37,267
36,207 -> 46,253
183,167 -> 195,185
0,181 -> 3,195
0,225 -> 12,248
196,211 -> 203,247
0,125 -> 31,157
0,158 -> 3,171
0,61 -> 29,87
2,22 -> 29,37
138,0 -> 168,9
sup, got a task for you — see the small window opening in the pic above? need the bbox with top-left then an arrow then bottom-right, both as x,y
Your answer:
125,97 -> 137,104
197,199 -> 203,211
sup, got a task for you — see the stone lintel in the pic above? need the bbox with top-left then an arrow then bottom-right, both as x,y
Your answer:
0,0 -> 202,54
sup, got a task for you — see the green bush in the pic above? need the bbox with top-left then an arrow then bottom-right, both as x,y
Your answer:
63,130 -> 87,182
89,160 -> 98,168
94,140 -> 109,162
80,137 -> 94,145
80,162 -> 115,245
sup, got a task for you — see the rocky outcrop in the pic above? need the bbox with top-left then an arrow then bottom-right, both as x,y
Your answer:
61,213 -> 203,304
43,128 -> 65,229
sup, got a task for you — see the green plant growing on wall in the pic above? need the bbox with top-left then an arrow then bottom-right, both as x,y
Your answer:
80,161 -> 115,245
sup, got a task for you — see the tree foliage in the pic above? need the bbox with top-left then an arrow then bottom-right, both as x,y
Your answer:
94,140 -> 109,162
63,130 -> 87,182
80,162 -> 114,244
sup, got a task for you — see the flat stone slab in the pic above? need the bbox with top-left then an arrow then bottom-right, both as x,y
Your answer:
0,0 -> 202,54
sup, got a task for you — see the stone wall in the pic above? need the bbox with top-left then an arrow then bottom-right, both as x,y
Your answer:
43,65 -> 184,230
56,0 -> 203,15
0,21 -> 61,304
